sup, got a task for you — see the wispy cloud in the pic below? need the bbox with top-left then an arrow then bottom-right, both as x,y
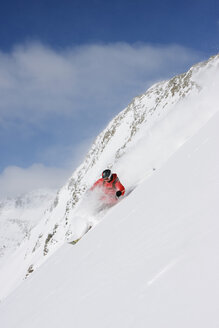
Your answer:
0,164 -> 71,198
0,42 -> 203,124
0,42 -> 204,197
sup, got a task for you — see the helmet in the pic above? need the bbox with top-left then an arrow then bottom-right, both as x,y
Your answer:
102,169 -> 112,180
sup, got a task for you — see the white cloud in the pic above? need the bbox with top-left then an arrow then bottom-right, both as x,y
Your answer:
0,42 -> 203,124
0,41 -> 205,198
0,164 -> 71,198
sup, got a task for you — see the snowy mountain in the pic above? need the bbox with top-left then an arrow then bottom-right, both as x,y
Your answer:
1,108 -> 219,328
0,189 -> 56,267
0,53 -> 218,322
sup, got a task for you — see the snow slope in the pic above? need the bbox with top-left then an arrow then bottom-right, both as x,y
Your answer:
0,53 -> 219,310
0,109 -> 218,328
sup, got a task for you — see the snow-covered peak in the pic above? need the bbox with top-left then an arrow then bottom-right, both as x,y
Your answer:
0,189 -> 56,267
64,54 -> 218,205
1,80 -> 219,328
0,53 -> 218,300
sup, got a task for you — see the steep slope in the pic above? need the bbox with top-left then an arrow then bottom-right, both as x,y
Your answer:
0,110 -> 218,328
0,54 -> 219,300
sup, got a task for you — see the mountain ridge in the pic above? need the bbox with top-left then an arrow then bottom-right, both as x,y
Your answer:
0,53 -> 218,300
1,105 -> 218,328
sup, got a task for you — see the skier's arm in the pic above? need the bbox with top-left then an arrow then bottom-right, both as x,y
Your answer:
115,180 -> 125,197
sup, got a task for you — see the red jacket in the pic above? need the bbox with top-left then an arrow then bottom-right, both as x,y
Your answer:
91,173 -> 125,205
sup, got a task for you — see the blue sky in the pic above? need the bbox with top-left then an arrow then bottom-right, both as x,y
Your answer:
1,0 -> 218,52
0,0 -> 218,197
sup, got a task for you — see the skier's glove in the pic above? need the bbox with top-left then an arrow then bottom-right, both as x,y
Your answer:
116,190 -> 122,198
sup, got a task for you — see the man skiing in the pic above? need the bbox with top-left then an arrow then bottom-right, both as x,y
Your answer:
91,169 -> 125,206
68,170 -> 125,245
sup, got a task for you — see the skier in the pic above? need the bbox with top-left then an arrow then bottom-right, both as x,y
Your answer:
68,170 -> 125,245
91,169 -> 125,207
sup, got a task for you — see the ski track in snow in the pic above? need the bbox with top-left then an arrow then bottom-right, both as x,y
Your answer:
147,258 -> 181,286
